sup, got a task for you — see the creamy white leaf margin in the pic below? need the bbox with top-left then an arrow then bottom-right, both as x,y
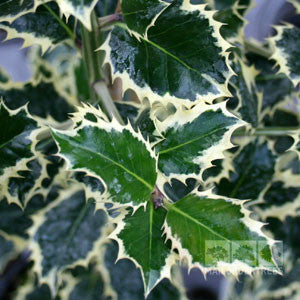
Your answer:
0,153 -> 49,208
0,0 -> 97,30
0,101 -> 46,206
154,101 -> 245,186
269,24 -> 300,87
100,0 -> 234,107
255,165 -> 300,221
162,189 -> 279,277
0,23 -> 73,54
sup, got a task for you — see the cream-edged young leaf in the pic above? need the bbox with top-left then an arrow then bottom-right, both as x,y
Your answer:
28,185 -> 110,294
0,101 -> 45,204
269,24 -> 300,87
163,189 -> 279,276
101,0 -> 233,107
109,202 -> 177,297
52,111 -> 158,208
154,102 -> 244,182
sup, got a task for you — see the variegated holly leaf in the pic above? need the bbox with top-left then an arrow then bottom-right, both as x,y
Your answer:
0,102 -> 45,204
0,0 -> 37,23
0,79 -> 75,123
103,241 -> 187,299
52,113 -> 157,208
28,186 -> 109,293
229,57 -> 261,127
216,139 -> 277,200
164,190 -> 278,274
247,53 -> 294,112
0,3 -> 73,54
101,0 -> 233,107
154,102 -> 243,181
269,24 -> 300,87
110,202 -> 175,296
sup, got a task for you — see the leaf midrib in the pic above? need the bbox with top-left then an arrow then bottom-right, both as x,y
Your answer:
158,126 -> 226,155
116,24 -> 207,78
169,205 -> 230,242
62,137 -> 154,191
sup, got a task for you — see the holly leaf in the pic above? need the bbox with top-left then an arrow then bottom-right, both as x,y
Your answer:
52,111 -> 157,208
0,102 -> 45,204
101,0 -> 233,107
269,24 -> 300,87
110,202 -> 175,296
0,4 -> 73,54
216,138 -> 277,200
28,186 -> 109,293
164,190 -> 278,274
154,102 -> 243,181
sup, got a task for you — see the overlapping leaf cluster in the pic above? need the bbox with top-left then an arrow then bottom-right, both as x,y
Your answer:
0,0 -> 300,299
